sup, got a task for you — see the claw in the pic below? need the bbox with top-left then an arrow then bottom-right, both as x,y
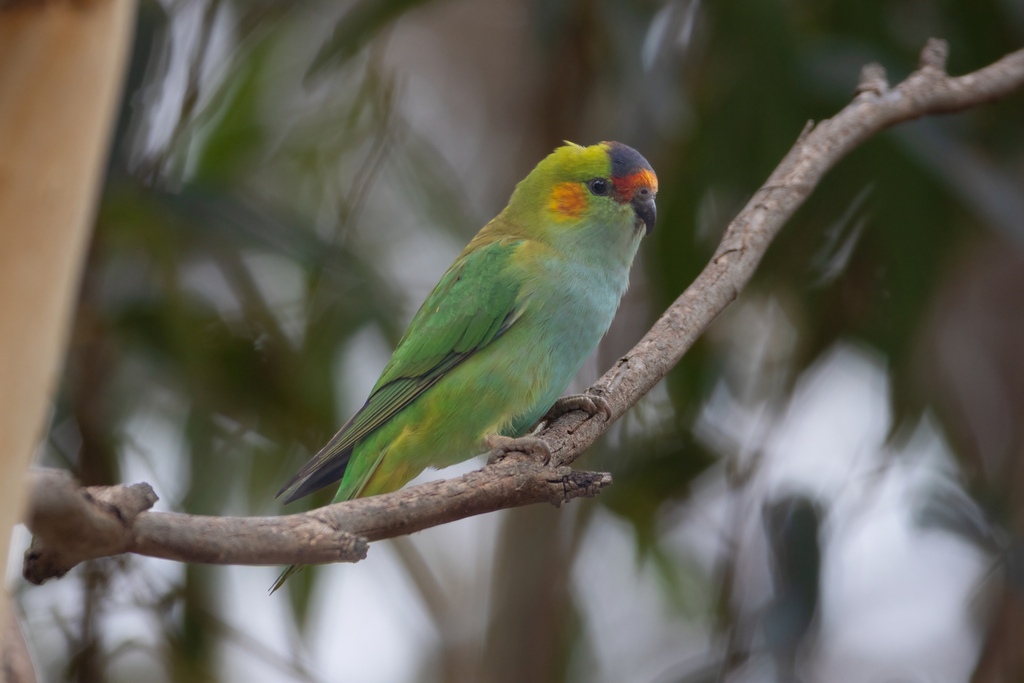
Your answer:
486,434 -> 552,465
544,393 -> 612,423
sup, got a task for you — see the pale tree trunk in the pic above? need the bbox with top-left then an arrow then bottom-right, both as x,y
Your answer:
0,0 -> 135,679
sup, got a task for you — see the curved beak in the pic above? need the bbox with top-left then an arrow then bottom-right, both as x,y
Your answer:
632,194 -> 657,235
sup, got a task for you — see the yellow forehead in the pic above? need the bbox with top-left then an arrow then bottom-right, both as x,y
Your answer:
538,142 -> 613,182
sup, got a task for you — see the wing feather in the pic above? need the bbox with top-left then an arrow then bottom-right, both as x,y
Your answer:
278,239 -> 528,503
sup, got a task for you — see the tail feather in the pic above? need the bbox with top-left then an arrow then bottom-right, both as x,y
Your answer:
272,429 -> 382,592
278,451 -> 353,504
276,446 -> 353,503
270,471 -> 366,593
270,564 -> 304,594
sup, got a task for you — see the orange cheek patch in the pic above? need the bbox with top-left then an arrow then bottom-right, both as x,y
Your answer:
612,169 -> 658,202
549,182 -> 588,220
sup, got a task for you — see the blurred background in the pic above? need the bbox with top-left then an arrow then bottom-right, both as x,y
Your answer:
6,0 -> 1024,681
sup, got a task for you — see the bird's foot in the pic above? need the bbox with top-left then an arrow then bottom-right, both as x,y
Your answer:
544,393 -> 612,424
486,434 -> 552,466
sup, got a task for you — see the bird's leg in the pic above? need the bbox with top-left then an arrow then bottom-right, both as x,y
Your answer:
486,434 -> 552,465
543,393 -> 612,424
486,395 -> 611,466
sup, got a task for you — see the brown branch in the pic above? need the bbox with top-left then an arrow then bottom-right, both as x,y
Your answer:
23,464 -> 610,583
542,39 -> 1024,469
22,40 -> 1024,584
23,469 -> 369,582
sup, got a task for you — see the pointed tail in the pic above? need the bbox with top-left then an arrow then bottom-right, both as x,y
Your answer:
269,563 -> 304,594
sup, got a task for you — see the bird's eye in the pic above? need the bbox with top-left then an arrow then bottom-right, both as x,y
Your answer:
588,178 -> 609,196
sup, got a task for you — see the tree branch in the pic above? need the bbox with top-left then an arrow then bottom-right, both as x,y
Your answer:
23,40 -> 1024,584
545,39 -> 1024,469
23,464 -> 610,583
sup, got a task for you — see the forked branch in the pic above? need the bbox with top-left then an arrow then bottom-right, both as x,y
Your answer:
23,40 -> 1024,584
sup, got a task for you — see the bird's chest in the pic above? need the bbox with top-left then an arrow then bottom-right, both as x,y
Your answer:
462,258 -> 629,437
528,260 -> 628,372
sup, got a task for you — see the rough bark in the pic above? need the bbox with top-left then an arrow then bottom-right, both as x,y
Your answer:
22,465 -> 609,583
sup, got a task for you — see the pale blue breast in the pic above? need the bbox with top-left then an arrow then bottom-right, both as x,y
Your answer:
503,251 -> 633,435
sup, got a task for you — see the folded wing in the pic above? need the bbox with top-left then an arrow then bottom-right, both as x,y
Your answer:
277,238 -> 529,503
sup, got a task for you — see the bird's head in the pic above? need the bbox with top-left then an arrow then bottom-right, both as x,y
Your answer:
509,141 -> 658,240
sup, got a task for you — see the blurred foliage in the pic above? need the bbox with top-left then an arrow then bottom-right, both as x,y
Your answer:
305,0 -> 436,77
16,0 -> 1024,681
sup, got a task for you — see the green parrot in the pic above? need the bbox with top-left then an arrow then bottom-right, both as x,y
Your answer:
273,141 -> 657,590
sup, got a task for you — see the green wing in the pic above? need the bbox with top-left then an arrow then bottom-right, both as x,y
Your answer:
278,238 -> 528,503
